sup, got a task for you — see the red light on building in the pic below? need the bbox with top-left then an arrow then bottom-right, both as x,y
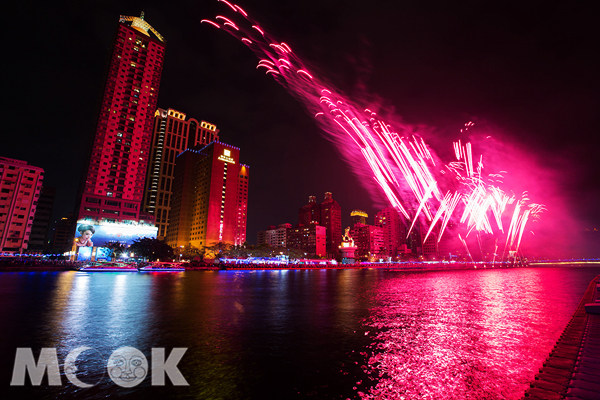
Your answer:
166,142 -> 249,249
298,192 -> 341,257
286,224 -> 326,258
76,13 -> 165,226
0,157 -> 44,254
375,207 -> 407,260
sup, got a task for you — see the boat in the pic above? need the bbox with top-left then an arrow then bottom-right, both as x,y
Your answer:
79,262 -> 139,272
138,261 -> 186,272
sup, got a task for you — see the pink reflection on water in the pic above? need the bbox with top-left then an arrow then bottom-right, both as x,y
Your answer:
359,269 -> 581,399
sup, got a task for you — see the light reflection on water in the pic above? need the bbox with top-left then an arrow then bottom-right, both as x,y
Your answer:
0,267 -> 598,399
359,268 -> 598,399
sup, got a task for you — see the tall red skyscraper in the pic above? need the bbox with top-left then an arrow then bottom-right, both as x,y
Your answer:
76,13 -> 165,225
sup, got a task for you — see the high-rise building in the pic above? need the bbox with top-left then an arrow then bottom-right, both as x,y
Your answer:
350,210 -> 368,226
28,186 -> 56,253
299,196 -> 319,226
375,207 -> 406,260
350,223 -> 384,261
76,13 -> 165,225
320,192 -> 342,256
50,213 -> 75,254
143,107 -> 219,239
421,229 -> 439,260
166,142 -> 249,249
298,192 -> 342,257
0,157 -> 44,253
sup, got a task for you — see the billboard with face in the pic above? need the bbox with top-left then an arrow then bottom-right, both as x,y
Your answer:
74,221 -> 158,247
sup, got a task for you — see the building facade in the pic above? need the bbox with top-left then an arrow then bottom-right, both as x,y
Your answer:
299,196 -> 319,226
76,13 -> 165,225
28,186 -> 56,253
143,107 -> 219,239
50,213 -> 75,254
286,224 -> 326,257
350,223 -> 384,261
166,142 -> 248,249
298,192 -> 341,257
0,157 -> 44,253
375,207 -> 406,260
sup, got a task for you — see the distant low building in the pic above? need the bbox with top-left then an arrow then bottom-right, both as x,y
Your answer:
286,224 -> 326,258
266,224 -> 291,247
350,223 -> 384,261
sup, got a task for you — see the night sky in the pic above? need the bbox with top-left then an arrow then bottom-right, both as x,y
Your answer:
4,0 -> 599,257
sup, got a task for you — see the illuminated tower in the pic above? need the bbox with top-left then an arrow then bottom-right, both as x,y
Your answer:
143,108 -> 219,240
166,142 -> 249,249
76,13 -> 165,225
350,210 -> 368,226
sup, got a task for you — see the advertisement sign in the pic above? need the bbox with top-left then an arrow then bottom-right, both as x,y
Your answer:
94,247 -> 112,262
77,247 -> 93,261
74,221 -> 158,247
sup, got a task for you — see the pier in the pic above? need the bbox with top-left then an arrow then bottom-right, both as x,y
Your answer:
523,275 -> 600,399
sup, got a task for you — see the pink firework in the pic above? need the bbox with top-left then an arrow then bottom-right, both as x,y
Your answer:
202,3 -> 544,258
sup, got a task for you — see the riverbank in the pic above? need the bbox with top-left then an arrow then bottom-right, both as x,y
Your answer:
0,261 -> 530,272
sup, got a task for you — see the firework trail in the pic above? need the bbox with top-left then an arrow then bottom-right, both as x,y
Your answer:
202,1 -> 544,257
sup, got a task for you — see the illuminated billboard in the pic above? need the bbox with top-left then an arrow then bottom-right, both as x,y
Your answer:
74,220 -> 158,247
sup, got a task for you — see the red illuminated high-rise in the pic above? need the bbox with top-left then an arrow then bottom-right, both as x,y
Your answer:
76,13 -> 165,225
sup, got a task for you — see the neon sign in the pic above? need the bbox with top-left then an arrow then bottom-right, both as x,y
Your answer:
217,149 -> 235,164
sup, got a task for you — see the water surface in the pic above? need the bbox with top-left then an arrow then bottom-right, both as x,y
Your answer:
0,266 -> 598,399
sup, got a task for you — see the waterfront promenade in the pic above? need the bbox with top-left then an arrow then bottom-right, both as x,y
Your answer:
523,274 -> 600,399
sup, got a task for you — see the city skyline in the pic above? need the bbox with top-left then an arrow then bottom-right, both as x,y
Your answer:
4,1 -> 599,257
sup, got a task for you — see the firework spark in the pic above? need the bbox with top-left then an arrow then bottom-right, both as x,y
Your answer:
202,2 -> 544,258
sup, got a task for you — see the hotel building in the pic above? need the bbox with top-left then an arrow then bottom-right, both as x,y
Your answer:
143,108 -> 219,239
0,157 -> 44,253
75,13 -> 165,225
166,142 -> 248,249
